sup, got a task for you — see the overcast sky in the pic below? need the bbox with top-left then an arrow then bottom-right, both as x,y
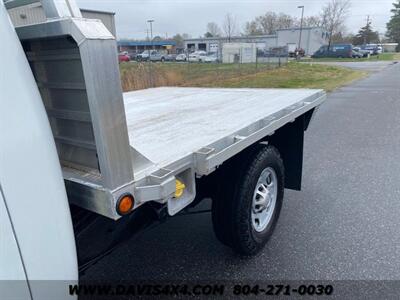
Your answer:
76,0 -> 395,39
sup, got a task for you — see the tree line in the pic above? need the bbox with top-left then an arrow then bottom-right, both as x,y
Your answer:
203,0 -> 351,48
170,0 -> 400,50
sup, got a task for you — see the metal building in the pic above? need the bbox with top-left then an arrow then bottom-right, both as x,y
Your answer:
7,2 -> 116,36
276,27 -> 329,56
184,35 -> 276,55
184,27 -> 329,56
118,40 -> 177,54
381,43 -> 398,52
222,43 -> 257,63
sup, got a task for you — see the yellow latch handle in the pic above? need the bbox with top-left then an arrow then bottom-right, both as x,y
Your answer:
175,179 -> 186,198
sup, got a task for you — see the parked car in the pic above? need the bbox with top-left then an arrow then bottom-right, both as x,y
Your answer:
353,47 -> 370,57
136,50 -> 150,61
361,44 -> 379,55
287,43 -> 297,57
188,51 -> 207,62
352,48 -> 363,58
204,52 -> 219,63
165,54 -> 177,61
175,53 -> 187,62
312,44 -> 353,58
118,53 -> 130,63
136,50 -> 167,62
149,51 -> 167,62
127,52 -> 137,60
295,47 -> 305,58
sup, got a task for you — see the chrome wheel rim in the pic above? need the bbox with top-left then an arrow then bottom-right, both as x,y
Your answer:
251,167 -> 278,232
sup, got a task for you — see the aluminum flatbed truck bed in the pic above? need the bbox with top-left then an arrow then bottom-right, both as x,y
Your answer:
125,87 -> 324,172
100,86 -> 323,218
57,81 -> 324,221
11,1 -> 325,225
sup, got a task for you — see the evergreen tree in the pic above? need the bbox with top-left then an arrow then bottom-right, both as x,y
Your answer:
353,20 -> 379,45
386,0 -> 400,51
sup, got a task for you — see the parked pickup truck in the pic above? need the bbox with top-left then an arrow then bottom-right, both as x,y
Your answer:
137,50 -> 168,62
1,0 -> 325,299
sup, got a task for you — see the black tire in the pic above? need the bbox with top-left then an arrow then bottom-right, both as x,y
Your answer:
212,144 -> 284,255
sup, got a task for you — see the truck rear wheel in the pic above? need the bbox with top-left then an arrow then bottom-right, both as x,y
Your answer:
212,145 -> 284,255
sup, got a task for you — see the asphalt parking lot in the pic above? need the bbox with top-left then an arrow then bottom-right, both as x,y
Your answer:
307,60 -> 397,72
82,62 -> 400,282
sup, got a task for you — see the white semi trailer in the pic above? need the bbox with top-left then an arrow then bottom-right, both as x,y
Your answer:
0,0 -> 325,299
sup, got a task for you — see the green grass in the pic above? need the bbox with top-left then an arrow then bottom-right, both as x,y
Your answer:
196,62 -> 367,92
120,61 -> 366,92
305,52 -> 400,62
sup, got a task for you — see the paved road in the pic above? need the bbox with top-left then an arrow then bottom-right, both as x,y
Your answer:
82,62 -> 400,282
307,60 -> 398,72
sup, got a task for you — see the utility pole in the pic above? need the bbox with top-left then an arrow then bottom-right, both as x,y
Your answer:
297,5 -> 305,59
147,19 -> 154,49
364,15 -> 370,45
147,20 -> 155,87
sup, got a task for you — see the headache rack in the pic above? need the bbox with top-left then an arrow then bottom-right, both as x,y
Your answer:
7,0 -> 139,219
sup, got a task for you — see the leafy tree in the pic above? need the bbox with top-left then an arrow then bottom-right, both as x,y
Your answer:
320,0 -> 351,49
276,13 -> 296,29
330,32 -> 349,43
206,22 -> 222,37
301,16 -> 323,27
243,12 -> 297,36
171,34 -> 188,48
244,20 -> 263,36
386,0 -> 400,51
259,12 -> 295,34
352,21 -> 380,45
338,33 -> 355,43
223,13 -> 238,41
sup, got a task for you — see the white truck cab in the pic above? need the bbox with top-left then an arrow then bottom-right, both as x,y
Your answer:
0,1 -> 77,298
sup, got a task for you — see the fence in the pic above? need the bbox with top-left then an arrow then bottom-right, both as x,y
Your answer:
120,47 -> 289,92
256,47 -> 289,66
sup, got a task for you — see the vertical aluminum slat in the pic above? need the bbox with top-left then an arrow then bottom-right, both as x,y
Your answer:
4,0 -> 40,9
41,0 -> 81,18
5,0 -> 82,18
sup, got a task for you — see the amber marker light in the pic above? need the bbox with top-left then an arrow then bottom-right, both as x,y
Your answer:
116,194 -> 134,215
